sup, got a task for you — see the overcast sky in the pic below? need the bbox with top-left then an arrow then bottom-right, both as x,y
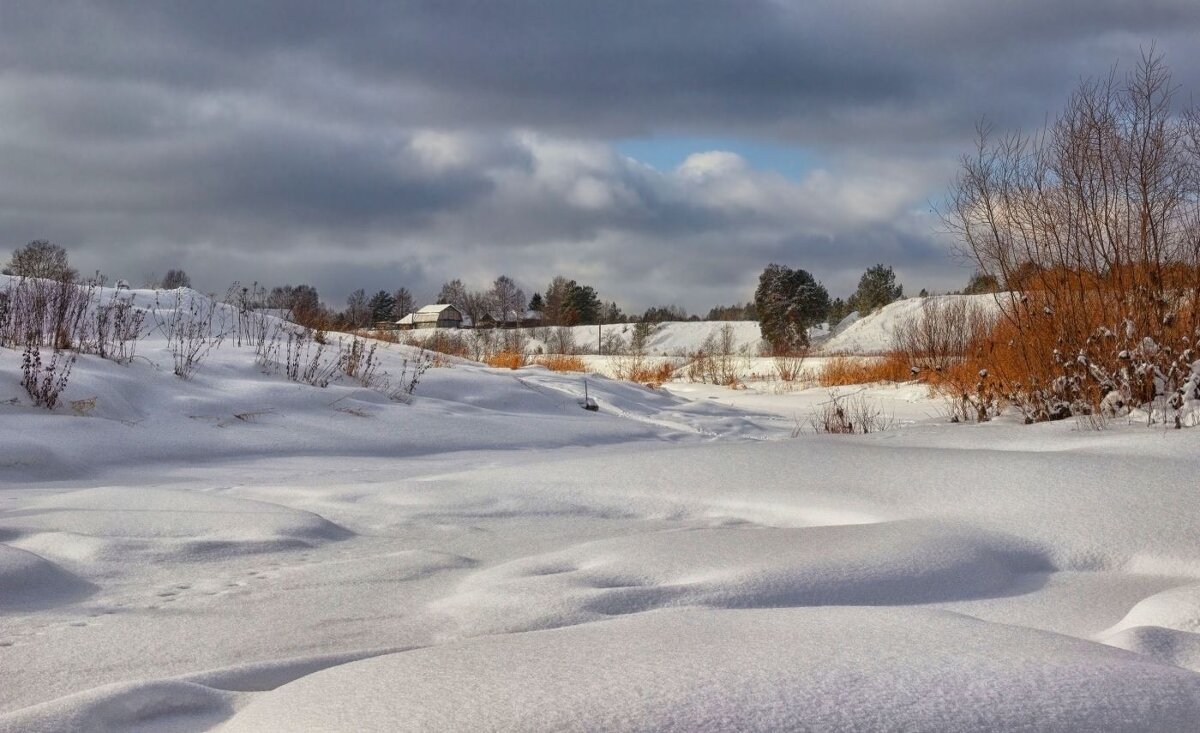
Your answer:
3,1 -> 1199,311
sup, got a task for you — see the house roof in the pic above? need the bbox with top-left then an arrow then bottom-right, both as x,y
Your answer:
416,303 -> 461,316
395,313 -> 415,325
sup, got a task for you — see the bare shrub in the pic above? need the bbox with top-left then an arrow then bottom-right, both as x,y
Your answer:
383,350 -> 433,402
805,391 -> 896,435
892,297 -> 995,373
600,328 -> 626,355
773,353 -> 808,382
547,326 -> 578,355
0,277 -> 94,350
468,328 -> 497,362
685,324 -> 741,386
152,290 -> 229,378
84,290 -> 147,363
629,321 -> 656,354
943,52 -> 1200,423
281,328 -> 341,388
340,337 -> 380,387
21,341 -> 75,409
497,327 -> 529,355
226,282 -> 273,349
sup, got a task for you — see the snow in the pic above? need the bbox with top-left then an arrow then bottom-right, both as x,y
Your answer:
2,282 -> 1200,731
217,608 -> 1200,733
821,293 -> 1001,354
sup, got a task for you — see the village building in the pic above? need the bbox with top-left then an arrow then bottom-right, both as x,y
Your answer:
405,303 -> 463,329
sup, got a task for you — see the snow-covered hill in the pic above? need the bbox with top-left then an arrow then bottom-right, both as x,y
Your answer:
401,294 -> 999,359
820,294 -> 1002,354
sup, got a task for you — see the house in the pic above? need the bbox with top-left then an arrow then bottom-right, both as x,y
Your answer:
395,313 -> 416,331
409,303 -> 463,329
476,309 -> 524,329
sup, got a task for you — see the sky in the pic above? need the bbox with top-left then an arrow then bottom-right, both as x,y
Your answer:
2,1 -> 1199,313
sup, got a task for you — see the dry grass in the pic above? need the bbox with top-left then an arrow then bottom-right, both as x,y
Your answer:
485,351 -> 527,370
535,354 -> 588,372
612,358 -> 676,386
817,353 -> 912,387
404,331 -> 471,360
360,329 -> 400,344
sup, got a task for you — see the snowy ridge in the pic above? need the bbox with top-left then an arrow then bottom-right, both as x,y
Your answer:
820,293 -> 1002,354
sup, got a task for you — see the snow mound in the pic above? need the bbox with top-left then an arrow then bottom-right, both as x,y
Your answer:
1,487 -> 351,563
821,294 -> 1000,354
0,679 -> 236,733
220,607 -> 1200,732
0,544 -> 95,611
1101,583 -> 1200,670
433,520 -> 1050,635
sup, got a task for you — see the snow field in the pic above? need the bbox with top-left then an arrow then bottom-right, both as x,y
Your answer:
2,283 -> 1200,731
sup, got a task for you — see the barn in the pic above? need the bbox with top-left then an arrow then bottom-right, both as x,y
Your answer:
410,304 -> 463,329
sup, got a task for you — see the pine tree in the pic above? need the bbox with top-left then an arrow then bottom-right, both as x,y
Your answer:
753,264 -> 829,354
367,290 -> 396,323
848,264 -> 903,314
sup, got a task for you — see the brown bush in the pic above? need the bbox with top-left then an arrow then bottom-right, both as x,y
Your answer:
613,357 -> 676,386
943,53 -> 1200,423
404,331 -> 471,359
485,351 -> 527,369
536,354 -> 587,372
817,353 -> 912,387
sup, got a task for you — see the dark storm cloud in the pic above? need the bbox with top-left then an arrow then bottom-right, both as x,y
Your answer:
1,1 -> 1198,309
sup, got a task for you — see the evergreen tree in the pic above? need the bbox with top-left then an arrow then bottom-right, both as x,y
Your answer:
367,290 -> 396,323
848,264 -> 903,313
564,283 -> 601,325
753,263 -> 829,353
528,292 -> 545,312
962,272 -> 1000,295
826,297 -> 850,326
543,276 -> 574,325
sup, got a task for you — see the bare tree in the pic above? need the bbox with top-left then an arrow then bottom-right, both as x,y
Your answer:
4,240 -> 76,282
343,289 -> 371,328
391,287 -> 415,320
489,275 -> 526,325
161,269 -> 191,289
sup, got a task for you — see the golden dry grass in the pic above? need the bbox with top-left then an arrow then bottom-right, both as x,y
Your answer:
485,351 -> 527,369
817,353 -> 912,387
535,354 -> 588,372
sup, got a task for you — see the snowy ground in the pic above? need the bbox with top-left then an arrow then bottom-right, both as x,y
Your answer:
3,286 -> 1200,731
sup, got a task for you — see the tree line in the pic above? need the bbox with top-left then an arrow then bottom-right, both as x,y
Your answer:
3,240 -> 963,346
